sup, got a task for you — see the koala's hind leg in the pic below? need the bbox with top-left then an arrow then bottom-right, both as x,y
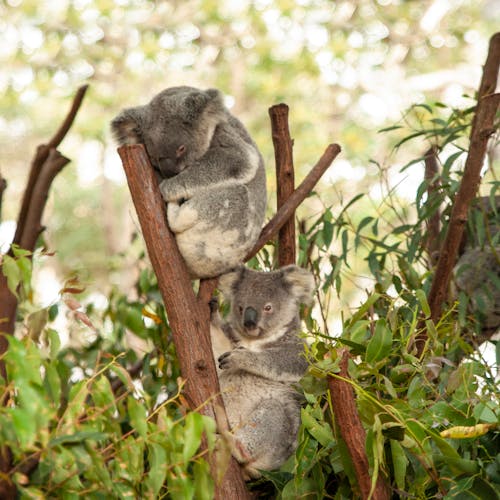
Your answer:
233,397 -> 300,477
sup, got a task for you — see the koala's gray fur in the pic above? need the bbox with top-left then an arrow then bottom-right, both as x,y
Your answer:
454,246 -> 500,331
210,265 -> 315,478
111,86 -> 267,278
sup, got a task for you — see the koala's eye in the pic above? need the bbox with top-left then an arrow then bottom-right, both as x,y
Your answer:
263,303 -> 273,313
176,145 -> 186,158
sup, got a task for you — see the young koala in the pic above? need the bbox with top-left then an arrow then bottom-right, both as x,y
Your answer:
210,265 -> 315,478
111,86 -> 267,278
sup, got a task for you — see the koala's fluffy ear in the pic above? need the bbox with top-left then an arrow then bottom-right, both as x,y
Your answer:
281,265 -> 315,305
182,88 -> 225,123
110,107 -> 145,145
218,265 -> 246,300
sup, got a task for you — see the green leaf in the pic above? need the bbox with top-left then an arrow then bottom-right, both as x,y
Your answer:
301,407 -> 334,448
10,407 -> 37,448
390,440 -> 407,491
49,431 -> 107,447
127,396 -> 148,439
183,412 -> 204,462
2,255 -> 21,296
365,319 -> 393,364
193,460 -> 214,500
145,443 -> 167,498
348,294 -> 381,326
416,289 -> 431,317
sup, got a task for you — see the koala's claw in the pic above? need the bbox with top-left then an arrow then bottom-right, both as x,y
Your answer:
218,351 -> 232,370
209,297 -> 219,314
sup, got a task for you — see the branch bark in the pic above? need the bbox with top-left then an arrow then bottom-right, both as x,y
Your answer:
12,84 -> 88,247
118,145 -> 250,499
246,143 -> 341,261
269,104 -> 296,266
328,349 -> 390,500
415,33 -> 500,356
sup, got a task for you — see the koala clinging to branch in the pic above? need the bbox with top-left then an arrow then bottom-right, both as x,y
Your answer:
111,86 -> 267,278
210,265 -> 315,478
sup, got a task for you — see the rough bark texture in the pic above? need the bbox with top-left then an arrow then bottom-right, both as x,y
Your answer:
423,146 -> 441,264
118,145 -> 250,500
415,32 -> 500,356
328,349 -> 390,500
246,143 -> 341,261
269,104 -> 296,266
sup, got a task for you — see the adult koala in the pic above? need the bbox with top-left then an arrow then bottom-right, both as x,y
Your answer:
111,86 -> 267,278
210,265 -> 315,478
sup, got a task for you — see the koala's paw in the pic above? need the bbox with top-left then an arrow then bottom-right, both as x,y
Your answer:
159,178 -> 188,203
218,347 -> 251,371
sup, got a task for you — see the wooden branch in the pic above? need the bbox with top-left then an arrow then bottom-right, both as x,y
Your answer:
118,144 -> 250,499
328,349 -> 390,500
20,150 -> 70,251
13,85 -> 88,247
246,143 -> 341,261
415,33 -> 500,356
423,146 -> 441,264
269,104 -> 296,266
477,32 -> 500,99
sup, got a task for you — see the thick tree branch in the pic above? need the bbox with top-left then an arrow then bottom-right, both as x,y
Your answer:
328,349 -> 390,500
415,33 -> 500,356
246,143 -> 341,261
118,144 -> 250,499
269,104 -> 296,266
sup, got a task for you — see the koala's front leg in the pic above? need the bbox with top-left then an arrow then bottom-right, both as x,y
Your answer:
159,176 -> 190,204
219,345 -> 307,382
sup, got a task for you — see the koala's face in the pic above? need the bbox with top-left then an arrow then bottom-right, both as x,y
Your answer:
219,266 -> 315,340
111,86 -> 226,178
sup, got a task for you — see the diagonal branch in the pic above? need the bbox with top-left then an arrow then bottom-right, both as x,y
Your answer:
246,143 -> 341,261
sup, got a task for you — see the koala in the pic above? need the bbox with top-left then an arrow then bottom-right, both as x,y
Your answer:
111,86 -> 267,278
210,265 -> 315,478
454,245 -> 500,332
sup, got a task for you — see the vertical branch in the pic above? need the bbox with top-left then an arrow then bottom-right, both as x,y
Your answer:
118,145 -> 250,500
328,349 -> 390,500
269,104 -> 296,266
415,33 -> 500,356
423,146 -> 441,264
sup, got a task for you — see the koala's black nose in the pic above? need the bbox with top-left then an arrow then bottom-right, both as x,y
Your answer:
158,158 -> 179,178
243,307 -> 258,328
